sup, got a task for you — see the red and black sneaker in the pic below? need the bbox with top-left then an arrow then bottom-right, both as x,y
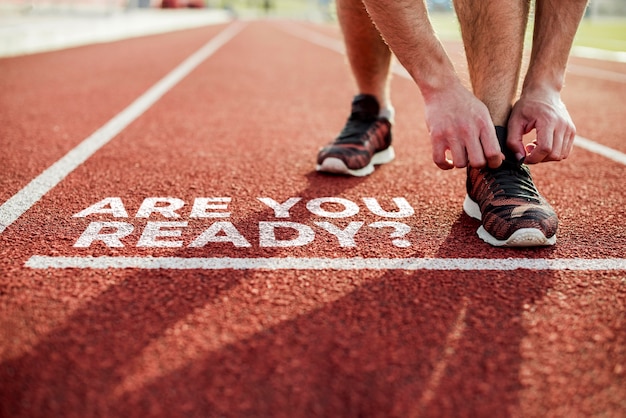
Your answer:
463,126 -> 558,247
316,94 -> 394,176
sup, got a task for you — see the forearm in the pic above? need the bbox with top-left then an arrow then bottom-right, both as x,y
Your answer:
524,0 -> 588,92
361,0 -> 461,99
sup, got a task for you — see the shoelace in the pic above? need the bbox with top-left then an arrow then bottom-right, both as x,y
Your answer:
336,113 -> 378,144
484,161 -> 541,203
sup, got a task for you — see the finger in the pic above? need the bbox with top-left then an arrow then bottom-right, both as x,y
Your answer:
479,126 -> 503,169
561,124 -> 576,160
432,141 -> 454,170
525,127 -> 554,164
562,130 -> 576,159
506,116 -> 528,162
464,127 -> 486,168
449,140 -> 468,168
547,127 -> 566,161
466,143 -> 487,169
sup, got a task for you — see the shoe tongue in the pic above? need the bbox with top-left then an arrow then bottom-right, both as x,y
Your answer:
351,94 -> 380,121
495,126 -> 519,163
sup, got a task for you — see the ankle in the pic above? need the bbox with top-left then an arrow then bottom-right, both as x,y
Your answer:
379,105 -> 395,124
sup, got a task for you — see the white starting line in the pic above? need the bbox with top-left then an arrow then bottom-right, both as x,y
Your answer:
25,256 -> 626,271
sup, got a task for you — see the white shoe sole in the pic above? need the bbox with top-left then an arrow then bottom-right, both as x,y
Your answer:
462,195 -> 556,247
316,146 -> 395,177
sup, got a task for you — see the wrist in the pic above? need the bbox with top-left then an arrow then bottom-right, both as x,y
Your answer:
418,71 -> 464,102
521,77 -> 563,99
523,66 -> 566,93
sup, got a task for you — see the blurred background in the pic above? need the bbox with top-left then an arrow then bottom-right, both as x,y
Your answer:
2,0 -> 626,20
1,0 -> 333,19
0,0 -> 624,57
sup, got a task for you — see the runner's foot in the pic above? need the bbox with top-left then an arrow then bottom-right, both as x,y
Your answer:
316,94 -> 394,177
463,126 -> 558,247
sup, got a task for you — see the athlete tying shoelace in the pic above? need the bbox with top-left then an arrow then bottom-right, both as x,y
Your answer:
316,0 -> 587,247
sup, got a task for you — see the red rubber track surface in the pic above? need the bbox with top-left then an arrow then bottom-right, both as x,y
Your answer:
1,21 -> 625,417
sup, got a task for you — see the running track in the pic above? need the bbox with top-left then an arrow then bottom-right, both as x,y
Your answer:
1,19 -> 625,417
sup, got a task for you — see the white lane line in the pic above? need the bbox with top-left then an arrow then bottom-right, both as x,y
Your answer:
280,23 -> 626,84
280,23 -> 626,167
278,23 -> 345,54
567,63 -> 626,84
571,46 -> 626,64
574,136 -> 626,166
0,21 -> 246,235
25,256 -> 626,271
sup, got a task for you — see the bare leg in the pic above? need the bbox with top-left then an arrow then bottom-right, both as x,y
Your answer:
507,0 -> 588,163
453,0 -> 530,126
336,0 -> 393,111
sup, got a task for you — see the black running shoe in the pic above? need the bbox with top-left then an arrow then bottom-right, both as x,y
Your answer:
463,126 -> 558,247
316,94 -> 394,176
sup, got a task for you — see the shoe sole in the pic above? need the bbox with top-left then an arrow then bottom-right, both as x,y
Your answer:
462,195 -> 556,247
316,146 -> 395,177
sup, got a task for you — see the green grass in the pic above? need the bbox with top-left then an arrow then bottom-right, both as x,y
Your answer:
428,12 -> 463,40
220,0 -> 330,20
223,0 -> 626,52
429,11 -> 626,52
574,18 -> 626,51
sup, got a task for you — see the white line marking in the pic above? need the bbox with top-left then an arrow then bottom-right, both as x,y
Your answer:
571,46 -> 626,64
278,22 -> 345,54
0,21 -> 246,235
25,256 -> 626,271
280,23 -> 626,84
279,24 -> 414,81
567,64 -> 626,84
281,23 -> 626,167
574,136 -> 626,166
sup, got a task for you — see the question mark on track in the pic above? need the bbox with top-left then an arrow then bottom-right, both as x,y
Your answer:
369,221 -> 411,248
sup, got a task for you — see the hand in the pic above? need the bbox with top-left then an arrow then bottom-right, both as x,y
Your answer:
424,83 -> 504,170
507,87 -> 576,164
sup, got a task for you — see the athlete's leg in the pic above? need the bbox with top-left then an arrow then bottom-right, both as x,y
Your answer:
455,0 -> 560,247
315,0 -> 395,176
336,0 -> 393,112
453,0 -> 530,126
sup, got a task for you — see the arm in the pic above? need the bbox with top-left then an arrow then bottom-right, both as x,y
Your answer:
507,0 -> 588,163
362,0 -> 503,169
